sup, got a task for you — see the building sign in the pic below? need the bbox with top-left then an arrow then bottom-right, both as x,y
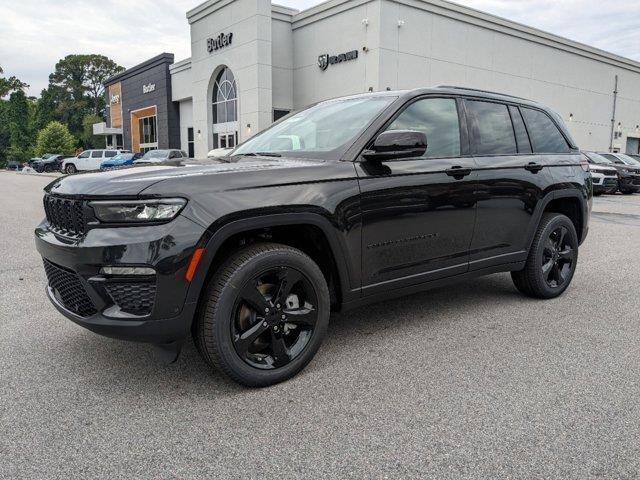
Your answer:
143,83 -> 156,94
317,50 -> 359,70
208,32 -> 233,53
110,94 -> 120,104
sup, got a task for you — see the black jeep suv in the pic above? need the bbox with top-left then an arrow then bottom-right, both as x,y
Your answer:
35,87 -> 591,386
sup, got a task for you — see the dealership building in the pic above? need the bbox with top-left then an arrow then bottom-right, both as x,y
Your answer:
95,0 -> 640,158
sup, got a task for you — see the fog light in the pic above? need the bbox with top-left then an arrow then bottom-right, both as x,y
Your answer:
100,266 -> 155,276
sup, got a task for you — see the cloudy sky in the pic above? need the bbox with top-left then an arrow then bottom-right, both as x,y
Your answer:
1,0 -> 638,97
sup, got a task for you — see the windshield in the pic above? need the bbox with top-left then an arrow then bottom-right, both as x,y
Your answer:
232,96 -> 396,160
142,150 -> 169,159
111,154 -> 132,161
617,153 -> 640,166
584,152 -> 613,164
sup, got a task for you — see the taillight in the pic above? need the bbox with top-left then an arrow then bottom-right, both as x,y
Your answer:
580,158 -> 590,172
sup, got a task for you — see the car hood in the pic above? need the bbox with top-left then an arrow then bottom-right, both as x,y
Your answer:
44,157 -> 323,197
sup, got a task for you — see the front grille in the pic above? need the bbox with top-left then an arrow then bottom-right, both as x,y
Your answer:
104,282 -> 156,316
603,178 -> 618,187
43,195 -> 86,236
43,260 -> 97,317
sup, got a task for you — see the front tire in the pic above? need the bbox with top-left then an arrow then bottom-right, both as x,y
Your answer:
194,243 -> 330,387
511,213 -> 578,299
65,164 -> 77,174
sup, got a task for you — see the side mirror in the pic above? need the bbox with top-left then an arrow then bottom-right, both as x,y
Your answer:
362,130 -> 427,161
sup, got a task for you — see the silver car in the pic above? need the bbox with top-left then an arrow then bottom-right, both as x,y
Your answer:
134,149 -> 188,167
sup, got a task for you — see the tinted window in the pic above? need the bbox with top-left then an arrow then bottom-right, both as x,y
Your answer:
466,101 -> 516,155
521,108 -> 570,153
601,154 -> 624,164
91,151 -> 103,158
386,98 -> 460,158
509,106 -> 532,153
104,151 -> 117,158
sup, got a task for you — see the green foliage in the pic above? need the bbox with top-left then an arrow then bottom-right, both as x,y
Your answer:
49,54 -> 124,118
35,121 -> 77,156
0,55 -> 122,164
81,113 -> 104,149
6,90 -> 31,161
0,64 -> 29,98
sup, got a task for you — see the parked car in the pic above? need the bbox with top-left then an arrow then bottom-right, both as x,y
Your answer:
596,152 -> 640,194
207,147 -> 233,160
581,152 -> 618,195
61,149 -> 130,174
32,155 -> 73,173
35,86 -> 591,387
100,152 -> 143,170
6,161 -> 23,171
134,149 -> 188,167
28,154 -> 56,168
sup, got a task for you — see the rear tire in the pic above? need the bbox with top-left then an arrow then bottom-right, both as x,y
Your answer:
511,213 -> 578,299
194,243 -> 330,387
44,164 -> 53,173
65,164 -> 77,174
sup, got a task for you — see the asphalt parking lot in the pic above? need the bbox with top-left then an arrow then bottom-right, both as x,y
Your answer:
2,171 -> 640,479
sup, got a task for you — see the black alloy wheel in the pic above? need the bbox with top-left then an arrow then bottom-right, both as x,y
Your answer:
232,266 -> 319,369
44,164 -> 53,173
511,213 -> 578,299
541,225 -> 575,289
195,243 -> 330,387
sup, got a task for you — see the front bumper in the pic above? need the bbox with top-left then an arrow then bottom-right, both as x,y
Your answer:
619,175 -> 640,192
591,173 -> 618,193
35,214 -> 205,344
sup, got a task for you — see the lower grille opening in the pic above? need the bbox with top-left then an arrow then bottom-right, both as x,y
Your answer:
104,282 -> 156,316
43,260 -> 97,317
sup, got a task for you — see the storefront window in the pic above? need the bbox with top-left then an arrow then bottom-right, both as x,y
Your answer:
212,67 -> 238,149
139,115 -> 158,153
212,68 -> 237,124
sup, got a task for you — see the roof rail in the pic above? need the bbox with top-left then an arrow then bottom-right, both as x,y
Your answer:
433,85 -> 530,102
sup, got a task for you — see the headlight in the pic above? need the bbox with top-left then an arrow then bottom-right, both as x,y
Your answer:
89,198 -> 186,223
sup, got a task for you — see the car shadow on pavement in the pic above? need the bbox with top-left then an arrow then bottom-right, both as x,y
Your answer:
55,273 -> 521,394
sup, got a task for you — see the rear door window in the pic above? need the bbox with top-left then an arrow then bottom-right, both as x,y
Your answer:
521,108 -> 570,153
465,100 -> 517,155
91,151 -> 103,158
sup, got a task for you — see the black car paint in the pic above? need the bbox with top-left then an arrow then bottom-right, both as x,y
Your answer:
35,87 -> 591,347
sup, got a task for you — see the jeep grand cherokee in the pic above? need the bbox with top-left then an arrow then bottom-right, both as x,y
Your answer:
35,86 -> 591,386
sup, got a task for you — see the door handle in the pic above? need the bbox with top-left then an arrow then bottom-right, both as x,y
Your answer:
445,166 -> 472,178
525,162 -> 544,173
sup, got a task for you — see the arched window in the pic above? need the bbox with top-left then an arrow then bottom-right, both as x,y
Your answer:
212,67 -> 237,124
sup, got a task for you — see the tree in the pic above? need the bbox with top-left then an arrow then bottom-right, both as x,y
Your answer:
81,113 -> 104,149
49,54 -> 124,117
35,121 -> 77,156
0,65 -> 29,98
6,90 -> 31,161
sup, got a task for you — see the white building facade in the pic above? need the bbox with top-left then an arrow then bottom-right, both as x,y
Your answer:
170,0 -> 640,158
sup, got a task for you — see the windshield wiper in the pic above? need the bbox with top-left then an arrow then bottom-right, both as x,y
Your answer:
240,152 -> 282,157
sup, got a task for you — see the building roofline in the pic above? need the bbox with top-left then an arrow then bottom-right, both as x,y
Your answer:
169,57 -> 192,74
288,0 -> 640,74
105,53 -> 175,86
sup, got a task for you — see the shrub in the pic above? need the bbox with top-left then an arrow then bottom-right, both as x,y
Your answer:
35,121 -> 76,156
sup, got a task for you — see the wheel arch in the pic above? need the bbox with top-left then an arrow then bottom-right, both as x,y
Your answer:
528,189 -> 587,251
185,211 -> 357,315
